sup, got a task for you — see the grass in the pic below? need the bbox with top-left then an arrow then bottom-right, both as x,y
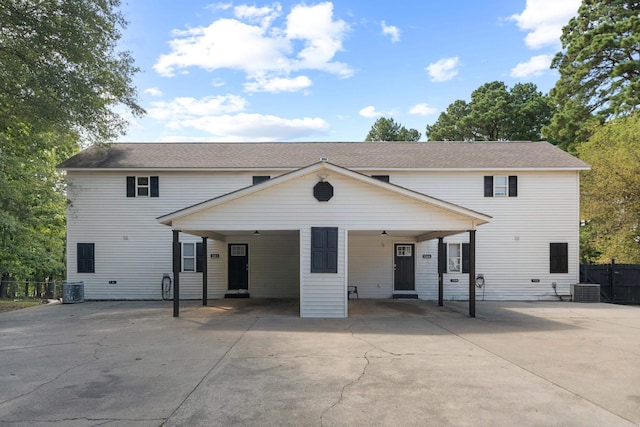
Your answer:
0,298 -> 44,313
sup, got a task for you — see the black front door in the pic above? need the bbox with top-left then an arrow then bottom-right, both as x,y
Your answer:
228,244 -> 248,290
394,243 -> 415,291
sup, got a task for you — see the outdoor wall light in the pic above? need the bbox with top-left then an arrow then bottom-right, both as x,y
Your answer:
381,230 -> 387,235
254,230 -> 260,236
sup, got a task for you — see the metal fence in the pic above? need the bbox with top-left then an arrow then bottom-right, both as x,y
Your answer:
0,280 -> 59,300
580,261 -> 640,304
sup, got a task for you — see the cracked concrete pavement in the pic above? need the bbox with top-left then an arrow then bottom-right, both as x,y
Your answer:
0,299 -> 639,426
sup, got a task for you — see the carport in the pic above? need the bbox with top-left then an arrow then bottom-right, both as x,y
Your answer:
158,161 -> 491,318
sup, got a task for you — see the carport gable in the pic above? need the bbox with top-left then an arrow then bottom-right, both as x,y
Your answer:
157,161 -> 491,232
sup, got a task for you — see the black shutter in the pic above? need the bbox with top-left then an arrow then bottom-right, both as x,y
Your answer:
77,243 -> 95,273
196,242 -> 203,272
550,243 -> 568,273
484,176 -> 493,197
126,176 -> 136,197
509,176 -> 518,197
462,243 -> 470,273
150,176 -> 159,197
311,227 -> 338,273
326,228 -> 338,273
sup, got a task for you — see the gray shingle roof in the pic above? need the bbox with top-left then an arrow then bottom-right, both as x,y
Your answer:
57,141 -> 589,170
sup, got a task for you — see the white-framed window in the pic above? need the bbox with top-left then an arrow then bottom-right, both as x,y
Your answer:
447,243 -> 470,273
127,176 -> 159,198
136,176 -> 149,197
448,243 -> 462,273
396,245 -> 412,257
182,242 -> 203,272
230,244 -> 247,257
494,176 -> 508,197
484,175 -> 517,198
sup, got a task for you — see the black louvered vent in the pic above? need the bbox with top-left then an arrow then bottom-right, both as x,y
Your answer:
313,181 -> 334,202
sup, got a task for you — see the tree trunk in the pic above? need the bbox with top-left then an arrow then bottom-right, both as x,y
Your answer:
0,273 -> 8,299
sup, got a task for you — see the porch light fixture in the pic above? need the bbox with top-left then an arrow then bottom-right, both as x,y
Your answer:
253,230 -> 260,236
381,230 -> 387,235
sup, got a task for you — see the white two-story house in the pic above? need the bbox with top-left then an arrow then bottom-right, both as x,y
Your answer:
58,141 -> 589,318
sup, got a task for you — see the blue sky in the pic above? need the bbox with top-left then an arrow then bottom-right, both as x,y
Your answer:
117,0 -> 581,142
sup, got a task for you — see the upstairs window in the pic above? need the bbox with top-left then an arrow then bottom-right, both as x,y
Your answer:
127,176 -> 159,197
484,176 -> 517,197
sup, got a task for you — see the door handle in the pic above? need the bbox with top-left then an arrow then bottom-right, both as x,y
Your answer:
246,264 -> 249,271
394,264 -> 397,271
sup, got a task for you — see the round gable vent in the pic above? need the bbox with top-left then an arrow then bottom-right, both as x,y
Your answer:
313,181 -> 334,202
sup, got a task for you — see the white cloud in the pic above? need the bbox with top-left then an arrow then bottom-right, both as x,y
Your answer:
285,2 -> 352,77
206,3 -> 233,12
381,21 -> 400,42
510,54 -> 554,78
409,103 -> 437,116
234,4 -> 281,27
147,95 -> 247,121
244,75 -> 312,93
144,87 -> 163,97
509,0 -> 581,49
154,2 -> 352,86
147,94 -> 328,141
359,106 -> 384,118
426,57 -> 459,82
167,113 -> 330,142
155,18 -> 290,77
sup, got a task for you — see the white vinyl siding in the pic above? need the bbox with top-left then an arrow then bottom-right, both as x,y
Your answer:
389,170 -> 580,300
66,166 -> 581,305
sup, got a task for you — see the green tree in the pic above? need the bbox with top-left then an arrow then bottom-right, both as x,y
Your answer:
548,0 -> 640,151
0,0 -> 145,142
365,117 -> 421,141
425,100 -> 470,141
426,81 -> 553,141
0,0 -> 144,294
578,114 -> 640,263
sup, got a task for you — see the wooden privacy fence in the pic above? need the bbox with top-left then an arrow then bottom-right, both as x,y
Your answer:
580,261 -> 640,304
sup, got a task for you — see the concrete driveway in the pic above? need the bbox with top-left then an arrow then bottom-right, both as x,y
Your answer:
0,299 -> 638,426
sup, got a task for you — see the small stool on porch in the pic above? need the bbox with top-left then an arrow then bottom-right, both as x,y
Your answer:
348,285 -> 359,299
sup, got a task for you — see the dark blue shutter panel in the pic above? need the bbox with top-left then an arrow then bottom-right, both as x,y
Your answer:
126,176 -> 136,197
550,243 -> 568,273
509,176 -> 518,197
196,242 -> 203,272
311,228 -> 325,272
311,227 -> 338,273
462,243 -> 470,274
150,176 -> 159,197
326,228 -> 338,273
484,176 -> 493,197
77,243 -> 95,273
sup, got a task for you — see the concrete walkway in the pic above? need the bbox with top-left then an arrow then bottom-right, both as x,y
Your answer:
0,299 -> 638,426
